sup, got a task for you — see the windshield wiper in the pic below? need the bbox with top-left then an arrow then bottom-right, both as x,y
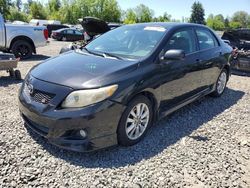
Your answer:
83,48 -> 124,60
82,47 -> 103,57
102,52 -> 124,60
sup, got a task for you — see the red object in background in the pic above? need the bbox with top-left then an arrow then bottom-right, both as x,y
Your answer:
43,29 -> 49,40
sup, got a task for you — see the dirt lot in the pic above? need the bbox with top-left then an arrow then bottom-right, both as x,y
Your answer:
0,40 -> 250,187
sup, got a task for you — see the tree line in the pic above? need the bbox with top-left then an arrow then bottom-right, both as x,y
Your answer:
1,0 -> 250,30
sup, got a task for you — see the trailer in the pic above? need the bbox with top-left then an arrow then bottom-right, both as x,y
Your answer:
0,53 -> 21,80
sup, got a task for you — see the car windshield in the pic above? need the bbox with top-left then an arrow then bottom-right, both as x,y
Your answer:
85,25 -> 166,59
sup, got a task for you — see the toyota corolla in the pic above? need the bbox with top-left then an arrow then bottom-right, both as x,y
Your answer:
19,23 -> 232,152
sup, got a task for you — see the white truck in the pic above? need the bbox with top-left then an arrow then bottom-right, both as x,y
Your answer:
0,14 -> 48,59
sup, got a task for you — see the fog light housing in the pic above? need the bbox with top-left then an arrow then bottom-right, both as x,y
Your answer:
79,129 -> 87,138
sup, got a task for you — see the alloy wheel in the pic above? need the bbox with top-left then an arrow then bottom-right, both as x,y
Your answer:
125,103 -> 150,140
217,72 -> 227,94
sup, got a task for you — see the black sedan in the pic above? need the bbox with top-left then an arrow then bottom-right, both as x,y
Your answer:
19,23 -> 232,152
51,28 -> 84,41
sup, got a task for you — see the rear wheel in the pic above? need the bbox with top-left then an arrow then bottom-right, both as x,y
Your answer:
210,69 -> 228,97
11,40 -> 33,59
62,37 -> 67,41
117,95 -> 153,146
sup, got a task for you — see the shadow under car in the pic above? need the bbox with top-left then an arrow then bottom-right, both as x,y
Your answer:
24,87 -> 245,168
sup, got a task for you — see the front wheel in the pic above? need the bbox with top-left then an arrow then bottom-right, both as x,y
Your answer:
210,69 -> 228,97
117,95 -> 153,146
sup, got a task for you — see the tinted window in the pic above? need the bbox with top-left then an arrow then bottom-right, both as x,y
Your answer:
165,29 -> 196,54
75,30 -> 83,35
67,30 -> 74,34
196,29 -> 219,50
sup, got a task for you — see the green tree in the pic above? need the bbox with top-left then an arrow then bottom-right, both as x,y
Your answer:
206,14 -> 225,30
73,0 -> 121,22
48,0 -> 60,12
0,0 -> 12,18
97,0 -> 121,22
47,0 -> 61,20
29,1 -> 47,19
232,11 -> 249,28
156,12 -> 171,22
15,0 -> 22,11
135,4 -> 153,22
224,17 -> 229,28
214,14 -> 224,23
60,0 -> 80,24
229,21 -> 242,29
190,1 -> 205,25
124,8 -> 137,24
7,7 -> 28,22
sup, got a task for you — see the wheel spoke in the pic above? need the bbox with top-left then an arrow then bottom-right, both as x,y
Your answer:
127,123 -> 136,134
127,118 -> 134,123
130,126 -> 137,136
136,104 -> 141,116
141,111 -> 149,119
139,104 -> 145,116
135,127 -> 140,137
139,124 -> 145,131
130,109 -> 137,118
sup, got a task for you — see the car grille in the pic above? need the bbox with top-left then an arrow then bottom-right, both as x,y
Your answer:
23,83 -> 55,104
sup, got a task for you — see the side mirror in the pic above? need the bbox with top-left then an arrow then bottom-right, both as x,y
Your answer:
161,49 -> 185,61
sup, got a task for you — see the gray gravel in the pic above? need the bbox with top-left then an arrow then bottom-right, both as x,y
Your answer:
0,39 -> 250,187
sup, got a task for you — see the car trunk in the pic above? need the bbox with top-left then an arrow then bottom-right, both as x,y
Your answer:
80,17 -> 110,37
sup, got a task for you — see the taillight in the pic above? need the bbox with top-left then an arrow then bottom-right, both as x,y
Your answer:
43,29 -> 48,40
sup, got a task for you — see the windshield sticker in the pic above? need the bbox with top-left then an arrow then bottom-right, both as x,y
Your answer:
144,26 -> 166,32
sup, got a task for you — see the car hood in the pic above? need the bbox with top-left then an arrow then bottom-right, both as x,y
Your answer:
80,17 -> 110,37
30,50 -> 139,89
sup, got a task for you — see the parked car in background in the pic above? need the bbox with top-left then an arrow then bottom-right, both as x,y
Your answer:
19,23 -> 232,152
59,17 -> 122,54
222,28 -> 250,50
0,13 -> 48,59
222,29 -> 250,73
45,24 -> 69,38
231,48 -> 250,73
51,28 -> 84,41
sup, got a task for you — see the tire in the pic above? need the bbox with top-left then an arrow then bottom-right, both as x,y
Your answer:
11,40 -> 33,59
9,69 -> 15,77
14,70 -> 22,80
210,69 -> 228,97
117,95 -> 153,146
62,37 -> 67,41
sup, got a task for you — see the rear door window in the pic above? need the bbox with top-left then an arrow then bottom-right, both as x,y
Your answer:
67,30 -> 74,34
196,28 -> 219,50
75,30 -> 83,35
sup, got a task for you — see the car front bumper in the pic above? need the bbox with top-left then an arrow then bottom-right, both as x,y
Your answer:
18,77 -> 125,152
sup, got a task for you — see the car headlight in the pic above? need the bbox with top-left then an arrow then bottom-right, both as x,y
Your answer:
61,85 -> 118,108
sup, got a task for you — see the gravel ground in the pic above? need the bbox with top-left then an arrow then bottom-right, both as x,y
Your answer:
0,39 -> 250,188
